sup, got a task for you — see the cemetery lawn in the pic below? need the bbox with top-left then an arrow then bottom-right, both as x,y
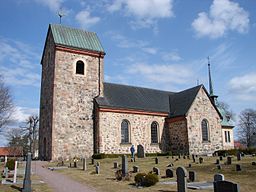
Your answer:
47,155 -> 256,192
0,162 -> 52,192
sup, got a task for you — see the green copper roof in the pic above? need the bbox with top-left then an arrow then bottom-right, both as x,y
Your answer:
50,24 -> 105,53
218,107 -> 235,127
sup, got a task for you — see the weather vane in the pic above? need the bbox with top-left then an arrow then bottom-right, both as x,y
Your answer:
58,9 -> 65,24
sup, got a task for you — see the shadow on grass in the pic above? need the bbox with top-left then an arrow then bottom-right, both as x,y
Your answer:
158,190 -> 176,192
10,185 -> 22,191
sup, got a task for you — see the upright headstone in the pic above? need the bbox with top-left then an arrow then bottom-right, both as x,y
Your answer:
192,155 -> 195,163
91,158 -> 94,165
188,164 -> 192,168
166,168 -> 174,178
95,165 -> 100,174
13,161 -> 18,183
155,157 -> 159,164
216,159 -> 220,164
3,167 -> 8,179
114,161 -> 118,168
188,171 -> 196,182
153,167 -> 160,175
176,166 -> 188,192
219,156 -> 223,161
236,164 -> 242,171
214,180 -> 240,192
82,158 -> 87,171
122,155 -> 128,176
214,174 -> 224,182
217,164 -> 222,170
22,153 -> 32,192
237,153 -> 241,161
137,145 -> 145,158
227,156 -> 232,165
133,166 -> 139,173
199,157 -> 203,164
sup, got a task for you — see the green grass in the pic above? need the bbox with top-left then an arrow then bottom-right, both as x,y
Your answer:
47,155 -> 256,192
0,162 -> 53,192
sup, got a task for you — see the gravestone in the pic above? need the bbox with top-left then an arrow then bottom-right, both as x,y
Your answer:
199,157 -> 203,164
137,145 -> 145,158
237,153 -> 241,161
187,155 -> 190,160
122,155 -> 128,176
133,166 -> 139,173
4,156 -> 7,166
82,158 -> 87,171
188,171 -> 196,182
236,164 -> 242,171
167,163 -> 174,167
74,161 -> 77,168
183,156 -> 186,159
3,167 -> 8,178
155,157 -> 159,164
216,159 -> 220,164
96,162 -> 100,166
252,162 -> 256,165
69,162 -> 72,168
95,165 -> 100,174
22,153 -> 32,192
176,166 -> 188,192
13,161 -> 18,183
166,168 -> 174,178
214,174 -> 224,182
227,157 -> 232,165
114,161 -> 118,168
178,154 -> 181,159
188,164 -> 192,168
217,164 -> 222,170
219,156 -> 223,161
241,152 -> 245,157
192,155 -> 195,163
214,180 -> 240,192
91,158 -> 95,165
153,167 -> 160,175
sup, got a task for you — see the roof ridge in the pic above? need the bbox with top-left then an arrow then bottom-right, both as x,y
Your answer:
50,23 -> 96,34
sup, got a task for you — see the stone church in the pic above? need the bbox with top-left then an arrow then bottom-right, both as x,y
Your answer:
39,24 -> 234,161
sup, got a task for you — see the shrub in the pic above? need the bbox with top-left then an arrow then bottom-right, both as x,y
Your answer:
214,148 -> 256,156
115,169 -> 122,181
134,172 -> 158,187
143,173 -> 159,187
6,159 -> 15,170
134,173 -> 146,185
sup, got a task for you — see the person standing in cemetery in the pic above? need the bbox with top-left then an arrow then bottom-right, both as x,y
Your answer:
130,145 -> 135,159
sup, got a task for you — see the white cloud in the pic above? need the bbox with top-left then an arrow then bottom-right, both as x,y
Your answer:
11,107 -> 39,123
228,73 -> 256,101
107,32 -> 157,54
0,37 -> 41,87
75,10 -> 100,28
107,0 -> 174,29
192,0 -> 249,38
35,0 -> 64,12
128,63 -> 193,84
162,51 -> 182,62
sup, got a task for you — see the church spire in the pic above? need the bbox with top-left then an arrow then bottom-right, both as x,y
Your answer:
207,57 -> 218,104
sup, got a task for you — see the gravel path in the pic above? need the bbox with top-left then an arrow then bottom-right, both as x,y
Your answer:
32,161 -> 97,192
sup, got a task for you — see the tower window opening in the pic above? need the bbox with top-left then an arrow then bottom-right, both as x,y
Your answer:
76,60 -> 85,75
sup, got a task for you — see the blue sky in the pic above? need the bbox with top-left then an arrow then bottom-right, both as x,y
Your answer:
0,0 -> 256,145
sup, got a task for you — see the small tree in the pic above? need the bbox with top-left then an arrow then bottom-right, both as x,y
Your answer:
238,108 -> 256,147
0,74 -> 13,131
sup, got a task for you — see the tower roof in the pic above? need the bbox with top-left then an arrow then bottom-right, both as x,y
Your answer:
50,24 -> 105,53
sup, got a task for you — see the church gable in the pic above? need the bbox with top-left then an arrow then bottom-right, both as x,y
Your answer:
186,86 -> 223,155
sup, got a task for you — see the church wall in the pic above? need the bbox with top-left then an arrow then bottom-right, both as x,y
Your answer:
167,118 -> 189,155
186,87 -> 223,155
222,127 -> 234,150
49,49 -> 103,161
39,31 -> 55,160
97,111 -> 167,154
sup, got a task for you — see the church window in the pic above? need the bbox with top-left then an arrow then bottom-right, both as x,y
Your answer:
76,60 -> 85,75
121,120 -> 130,143
225,131 -> 231,143
151,121 -> 158,144
201,119 -> 209,142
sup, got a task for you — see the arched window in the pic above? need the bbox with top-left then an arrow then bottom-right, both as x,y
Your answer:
151,121 -> 158,144
76,60 -> 84,75
201,119 -> 209,142
121,120 -> 130,143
